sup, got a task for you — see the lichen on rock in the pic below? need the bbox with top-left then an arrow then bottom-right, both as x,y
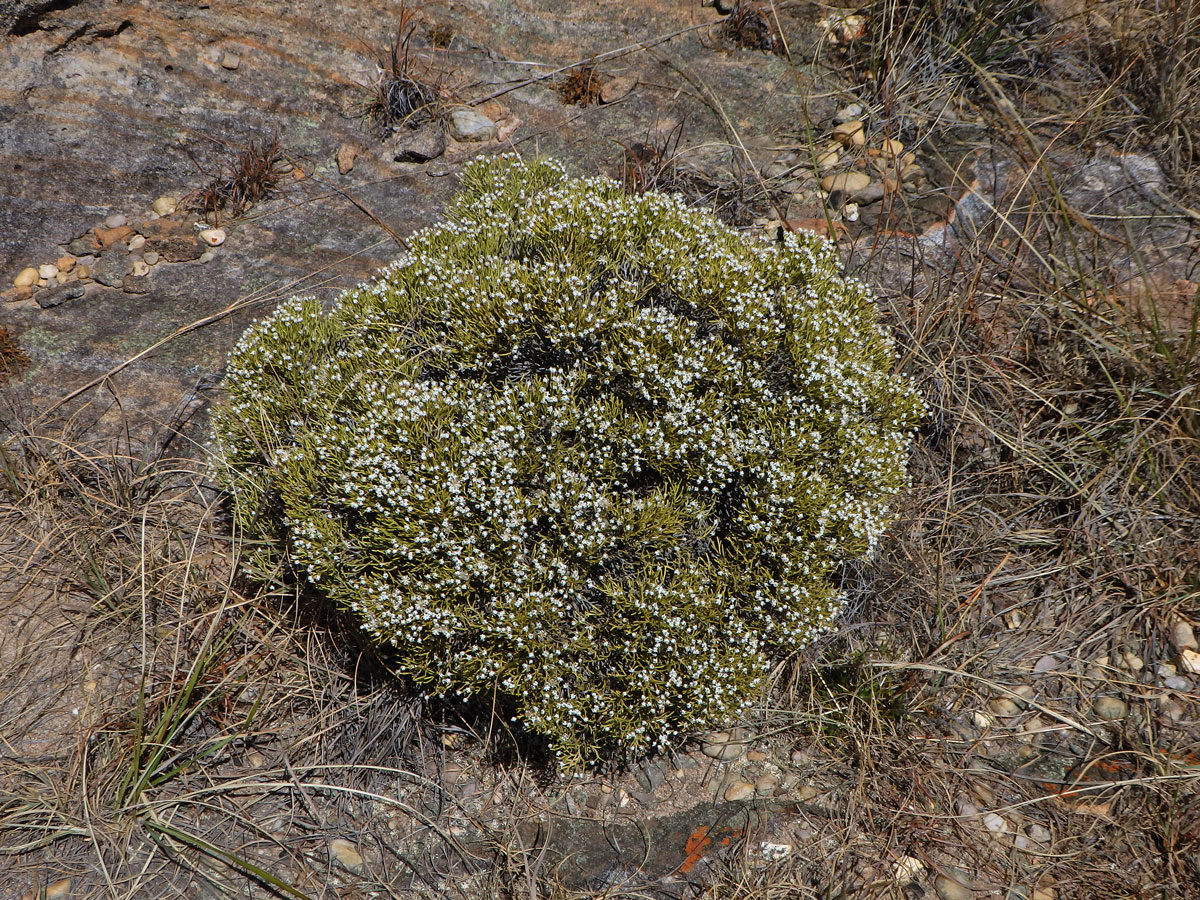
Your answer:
210,154 -> 923,767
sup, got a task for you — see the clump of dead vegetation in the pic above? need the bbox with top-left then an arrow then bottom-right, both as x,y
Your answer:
0,327 -> 28,385
361,4 -> 442,136
721,1 -> 782,53
556,63 -> 604,106
182,133 -> 289,223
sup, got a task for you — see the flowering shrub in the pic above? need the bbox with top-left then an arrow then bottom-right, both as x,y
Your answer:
211,155 -> 923,767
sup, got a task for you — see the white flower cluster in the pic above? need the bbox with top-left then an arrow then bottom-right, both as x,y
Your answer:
210,154 -> 924,767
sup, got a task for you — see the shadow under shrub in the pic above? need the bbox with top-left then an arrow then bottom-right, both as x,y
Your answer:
210,155 -> 923,768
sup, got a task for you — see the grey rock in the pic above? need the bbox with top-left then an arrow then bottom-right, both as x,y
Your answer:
392,123 -> 447,163
934,872 -> 973,900
67,236 -> 99,257
449,108 -> 497,142
35,282 -> 85,308
1,0 -> 81,35
91,252 -> 132,287
122,274 -> 151,294
634,761 -> 666,792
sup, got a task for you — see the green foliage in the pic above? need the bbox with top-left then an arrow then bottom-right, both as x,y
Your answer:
210,155 -> 923,767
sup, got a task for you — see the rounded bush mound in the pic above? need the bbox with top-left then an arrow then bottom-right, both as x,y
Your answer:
211,155 -> 923,767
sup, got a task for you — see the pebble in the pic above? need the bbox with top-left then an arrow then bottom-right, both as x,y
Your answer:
152,196 -> 177,216
982,812 -> 1009,834
329,837 -> 364,873
56,255 -> 75,272
879,138 -> 904,158
821,171 -> 871,194
45,879 -> 70,899
634,761 -> 666,792
128,234 -> 146,251
1159,697 -> 1186,722
67,236 -> 99,256
75,265 -> 90,281
38,263 -> 58,280
1025,822 -> 1051,843
450,108 -> 497,142
1171,620 -> 1198,652
1093,696 -> 1128,721
1032,889 -> 1056,900
754,773 -> 781,796
599,74 -> 638,104
1033,654 -> 1059,674
35,282 -> 85,309
723,780 -> 755,801
1180,648 -> 1200,675
199,228 -> 226,247
893,855 -> 924,881
143,251 -> 160,266
834,102 -> 865,123
832,120 -> 865,146
972,710 -> 995,729
95,225 -> 133,248
14,267 -> 39,287
934,872 -> 973,900
1163,674 -> 1192,691
122,274 -> 151,294
337,143 -> 358,175
199,250 -> 215,263
989,697 -> 1021,717
220,50 -> 241,70
392,123 -> 447,163
1157,662 -> 1177,678
91,253 -> 132,288
131,260 -> 150,277
841,202 -> 859,222
815,148 -> 840,171
2,285 -> 32,302
104,213 -> 128,229
701,731 -> 747,760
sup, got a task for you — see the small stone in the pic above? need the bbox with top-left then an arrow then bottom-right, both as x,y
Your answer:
832,120 -> 865,146
104,213 -> 128,229
599,74 -> 638,104
56,255 -> 75,272
989,697 -> 1020,717
1179,648 -> 1200,675
220,50 -> 241,69
879,138 -> 904,158
35,282 -> 86,308
701,731 -> 747,761
128,234 -> 146,251
91,253 -> 132,287
745,749 -> 768,762
95,225 -> 134,248
67,235 -> 99,256
143,251 -> 160,266
1158,663 -> 1177,678
122,274 -> 151,294
1163,674 -> 1193,691
450,108 -> 497,142
934,872 -> 973,900
723,780 -> 755,802
1159,697 -> 1186,722
146,234 -> 202,263
392,123 -> 447,163
38,263 -> 58,280
841,202 -> 859,222
199,228 -> 226,247
1033,654 -> 1059,674
821,171 -> 871,194
635,761 -> 666,792
75,265 -> 90,281
131,259 -> 150,277
1031,889 -> 1056,900
13,267 -> 38,287
337,143 -> 358,174
1121,651 -> 1144,672
1093,697 -> 1128,721
329,837 -> 364,873
2,285 -> 32,302
901,162 -> 925,183
754,773 -> 781,796
1025,822 -> 1051,843
972,710 -> 995,729
1171,619 -> 1199,652
152,196 -> 177,216
894,855 -> 924,882
199,250 -> 215,263
815,148 -> 840,171
834,103 -> 865,123
982,812 -> 1009,834
45,879 -> 71,900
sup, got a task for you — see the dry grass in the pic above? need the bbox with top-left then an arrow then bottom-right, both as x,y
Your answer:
181,133 -> 290,224
3,1 -> 1200,897
361,4 -> 443,137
